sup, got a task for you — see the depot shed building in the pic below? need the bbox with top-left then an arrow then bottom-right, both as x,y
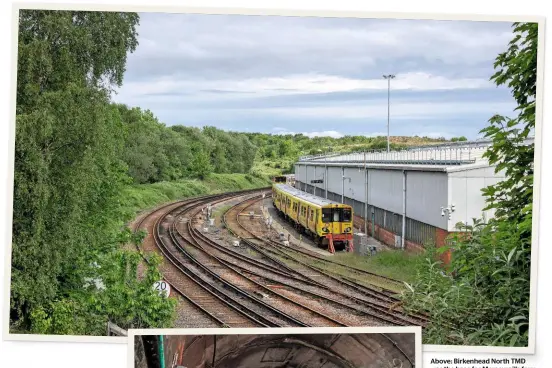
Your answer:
293,139 -> 532,253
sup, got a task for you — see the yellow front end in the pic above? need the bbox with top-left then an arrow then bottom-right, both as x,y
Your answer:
316,204 -> 353,243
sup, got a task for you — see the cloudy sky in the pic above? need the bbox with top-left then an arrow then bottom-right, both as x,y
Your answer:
113,13 -> 516,140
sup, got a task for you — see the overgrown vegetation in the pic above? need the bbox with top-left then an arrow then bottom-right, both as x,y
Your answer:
247,134 -> 447,177
11,10 -> 181,335
118,106 -> 258,183
117,114 -> 450,183
400,22 -> 537,347
121,174 -> 269,214
328,251 -> 423,285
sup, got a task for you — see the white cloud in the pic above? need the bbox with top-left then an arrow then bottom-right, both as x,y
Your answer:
128,14 -> 513,81
251,100 -> 515,120
416,132 -> 454,139
113,14 -> 515,138
115,72 -> 493,103
271,129 -> 343,138
267,131 -> 451,139
363,132 -> 387,138
302,131 -> 345,138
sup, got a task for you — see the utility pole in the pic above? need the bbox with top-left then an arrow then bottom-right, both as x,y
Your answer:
313,166 -> 317,196
325,147 -> 329,199
341,167 -> 345,203
383,74 -> 395,153
364,151 -> 368,236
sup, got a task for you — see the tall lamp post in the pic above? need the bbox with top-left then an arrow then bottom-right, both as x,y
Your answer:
383,74 -> 395,153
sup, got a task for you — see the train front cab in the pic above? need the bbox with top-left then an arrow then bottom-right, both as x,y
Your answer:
319,205 -> 353,253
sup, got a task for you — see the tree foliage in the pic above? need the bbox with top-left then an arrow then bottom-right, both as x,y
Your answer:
400,22 -> 538,347
450,136 -> 468,142
11,10 -> 175,335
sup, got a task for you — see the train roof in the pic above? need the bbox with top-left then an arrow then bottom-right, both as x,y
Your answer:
273,184 -> 344,207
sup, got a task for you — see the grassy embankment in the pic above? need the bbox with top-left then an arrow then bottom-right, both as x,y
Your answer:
272,248 -> 422,293
121,173 -> 270,215
319,251 -> 424,291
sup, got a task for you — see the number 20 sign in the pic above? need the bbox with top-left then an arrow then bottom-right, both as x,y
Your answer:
153,280 -> 171,298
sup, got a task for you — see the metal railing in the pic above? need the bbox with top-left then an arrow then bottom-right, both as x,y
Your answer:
298,137 -> 535,166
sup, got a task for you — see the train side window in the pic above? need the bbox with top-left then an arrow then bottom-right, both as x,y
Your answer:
343,208 -> 352,222
322,208 -> 331,223
310,209 -> 314,221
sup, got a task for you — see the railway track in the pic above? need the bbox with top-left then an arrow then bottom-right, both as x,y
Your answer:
183,195 -> 415,326
221,194 -> 430,326
134,190 -> 278,327
137,190 -> 365,327
132,188 -> 428,327
132,197 -> 226,327
172,200 -> 352,327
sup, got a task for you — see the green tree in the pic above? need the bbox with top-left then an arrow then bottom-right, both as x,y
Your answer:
12,10 -> 174,335
17,10 -> 139,112
451,136 -> 468,142
481,22 -> 537,225
400,22 -> 538,347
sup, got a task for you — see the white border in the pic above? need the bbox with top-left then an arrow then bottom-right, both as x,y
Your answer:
127,326 -> 422,368
2,1 -> 545,355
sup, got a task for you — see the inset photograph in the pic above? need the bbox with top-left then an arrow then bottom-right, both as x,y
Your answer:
130,327 -> 421,368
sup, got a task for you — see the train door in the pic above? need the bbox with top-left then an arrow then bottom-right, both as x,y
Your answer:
308,206 -> 316,233
286,197 -> 291,216
313,208 -> 320,234
334,207 -> 344,234
306,205 -> 310,230
292,201 -> 298,222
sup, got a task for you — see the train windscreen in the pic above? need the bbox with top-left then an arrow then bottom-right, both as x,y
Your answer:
322,208 -> 331,223
342,208 -> 352,222
322,208 -> 352,222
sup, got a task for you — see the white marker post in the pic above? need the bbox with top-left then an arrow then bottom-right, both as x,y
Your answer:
153,280 -> 171,298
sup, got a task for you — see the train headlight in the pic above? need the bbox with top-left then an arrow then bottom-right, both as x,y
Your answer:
322,227 -> 329,233
344,227 -> 351,233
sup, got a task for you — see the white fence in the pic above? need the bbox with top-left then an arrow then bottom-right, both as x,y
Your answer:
298,137 -> 534,166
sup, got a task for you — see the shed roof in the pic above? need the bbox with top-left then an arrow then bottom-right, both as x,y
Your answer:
294,160 -> 498,172
274,184 -> 343,207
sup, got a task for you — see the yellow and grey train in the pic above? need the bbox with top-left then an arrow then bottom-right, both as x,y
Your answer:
272,183 -> 353,251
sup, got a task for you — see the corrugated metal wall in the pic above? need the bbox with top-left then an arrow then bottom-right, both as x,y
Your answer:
406,171 -> 448,229
295,164 -> 442,247
448,166 -> 503,229
369,169 -> 404,214
295,161 -> 504,239
296,164 -> 449,227
295,182 -> 438,246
